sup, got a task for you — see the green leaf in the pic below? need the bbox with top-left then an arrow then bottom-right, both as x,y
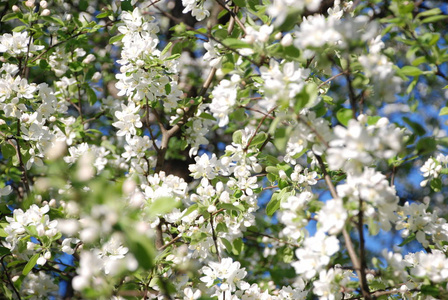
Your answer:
222,38 -> 252,49
182,204 -> 198,218
1,143 -> 16,159
219,203 -> 242,212
416,8 -> 441,18
272,126 -> 292,152
421,285 -> 440,297
232,130 -> 243,145
250,132 -> 268,147
282,246 -> 294,263
398,234 -> 415,247
109,34 -> 124,44
402,116 -> 426,136
161,42 -> 172,57
199,112 -> 216,121
0,247 -> 10,256
400,66 -> 423,76
1,12 -> 20,22
430,177 -> 442,192
121,0 -> 133,11
233,107 -> 246,122
164,83 -> 171,95
422,15 -> 448,24
266,193 -> 280,216
416,137 -> 437,155
232,238 -> 244,255
41,16 -> 65,27
293,83 -> 317,112
148,197 -> 179,217
165,53 -> 181,61
440,107 -> 448,116
221,238 -> 233,253
96,11 -> 111,19
127,236 -> 154,270
0,228 -> 7,237
336,108 -> 353,126
86,87 -> 98,106
79,0 -> 88,10
23,254 -> 39,275
233,0 -> 246,7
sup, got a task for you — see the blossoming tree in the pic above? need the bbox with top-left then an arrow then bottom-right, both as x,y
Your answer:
1,0 -> 448,299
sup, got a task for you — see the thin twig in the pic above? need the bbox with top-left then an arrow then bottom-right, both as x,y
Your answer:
30,31 -> 88,64
210,215 -> 221,262
1,254 -> 22,300
244,106 -> 276,152
157,235 -> 182,251
317,71 -> 348,89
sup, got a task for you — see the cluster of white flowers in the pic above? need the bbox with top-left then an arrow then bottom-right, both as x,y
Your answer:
292,232 -> 340,279
0,31 -> 44,56
143,171 -> 188,204
278,191 -> 314,240
383,250 -> 448,290
313,267 -> 354,300
293,2 -> 373,55
64,142 -> 110,174
209,74 -> 240,127
184,104 -> 216,156
0,73 -> 36,119
20,271 -> 59,300
420,153 -> 447,187
359,36 -> 402,103
284,110 -> 333,164
2,204 -> 59,264
181,0 -> 211,21
203,40 -> 223,68
317,198 -> 347,235
259,60 -> 310,111
200,257 -> 249,296
327,115 -> 403,174
396,200 -> 448,248
240,284 -> 308,299
242,25 -> 274,46
268,0 -> 322,25
337,167 -> 399,232
72,239 -> 138,291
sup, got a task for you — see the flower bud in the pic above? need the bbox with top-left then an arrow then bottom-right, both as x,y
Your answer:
281,33 -> 293,47
41,8 -> 50,16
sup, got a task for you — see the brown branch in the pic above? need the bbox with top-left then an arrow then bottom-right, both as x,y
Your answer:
315,154 -> 371,299
214,0 -> 246,34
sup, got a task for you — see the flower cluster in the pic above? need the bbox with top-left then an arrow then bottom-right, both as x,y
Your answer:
396,200 -> 448,248
3,204 -> 59,264
420,153 -> 447,187
327,115 -> 404,174
259,60 -> 310,111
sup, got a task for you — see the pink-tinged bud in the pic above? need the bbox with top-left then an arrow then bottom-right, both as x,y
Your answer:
41,8 -> 50,16
25,0 -> 35,8
12,5 -> 20,12
40,0 -> 48,8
